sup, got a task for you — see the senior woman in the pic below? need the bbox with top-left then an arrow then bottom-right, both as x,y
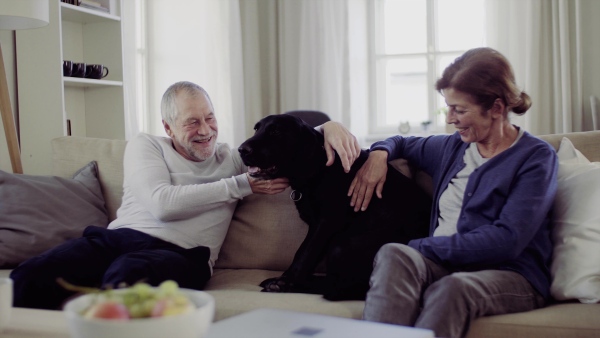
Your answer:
349,47 -> 558,338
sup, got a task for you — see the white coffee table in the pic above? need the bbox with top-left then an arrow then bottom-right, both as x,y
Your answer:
2,307 -> 69,338
206,308 -> 434,338
5,307 -> 435,338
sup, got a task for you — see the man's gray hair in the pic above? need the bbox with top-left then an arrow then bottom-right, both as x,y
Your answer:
161,81 -> 212,125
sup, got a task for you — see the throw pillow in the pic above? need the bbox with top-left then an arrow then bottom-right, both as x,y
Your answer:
0,161 -> 108,268
550,137 -> 600,303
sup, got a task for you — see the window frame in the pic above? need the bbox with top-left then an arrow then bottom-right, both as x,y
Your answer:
368,0 -> 483,138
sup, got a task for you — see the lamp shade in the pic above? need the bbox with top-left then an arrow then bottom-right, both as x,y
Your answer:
0,0 -> 49,30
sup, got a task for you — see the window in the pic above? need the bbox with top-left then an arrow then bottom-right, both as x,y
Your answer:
369,0 -> 485,136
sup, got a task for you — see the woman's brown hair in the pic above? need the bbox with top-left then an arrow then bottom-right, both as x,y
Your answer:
435,47 -> 531,115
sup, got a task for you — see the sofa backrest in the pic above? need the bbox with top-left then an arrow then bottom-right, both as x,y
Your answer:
52,136 -> 126,221
51,130 -> 600,271
538,130 -> 600,161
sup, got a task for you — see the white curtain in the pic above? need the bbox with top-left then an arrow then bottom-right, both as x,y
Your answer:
124,0 -> 598,144
127,0 -> 370,147
485,0 -> 596,135
128,0 -> 246,148
121,0 -> 140,140
278,0 -> 369,144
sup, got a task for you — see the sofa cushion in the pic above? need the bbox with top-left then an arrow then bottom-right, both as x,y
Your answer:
52,136 -> 127,221
550,138 -> 600,303
466,302 -> 600,338
215,188 -> 308,271
205,269 -> 364,321
0,161 -> 108,268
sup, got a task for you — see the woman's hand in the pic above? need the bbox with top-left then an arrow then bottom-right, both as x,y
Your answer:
247,175 -> 289,195
319,121 -> 361,173
348,150 -> 388,212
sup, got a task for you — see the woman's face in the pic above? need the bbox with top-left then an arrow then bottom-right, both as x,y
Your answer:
443,88 -> 493,144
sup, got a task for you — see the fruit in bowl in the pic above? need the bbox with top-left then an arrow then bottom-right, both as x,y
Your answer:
75,280 -> 195,320
63,280 -> 214,338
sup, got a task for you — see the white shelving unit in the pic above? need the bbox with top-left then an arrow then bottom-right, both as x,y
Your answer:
16,0 -> 125,175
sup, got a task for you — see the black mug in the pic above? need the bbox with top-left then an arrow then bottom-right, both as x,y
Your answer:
72,62 -> 90,78
85,64 -> 109,79
63,60 -> 73,76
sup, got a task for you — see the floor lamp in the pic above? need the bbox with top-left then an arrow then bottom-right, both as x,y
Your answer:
0,0 -> 49,174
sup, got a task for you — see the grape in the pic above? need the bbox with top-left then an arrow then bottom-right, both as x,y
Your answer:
131,282 -> 154,298
157,280 -> 179,297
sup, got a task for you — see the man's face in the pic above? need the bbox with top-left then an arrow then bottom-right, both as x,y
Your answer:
163,92 -> 218,162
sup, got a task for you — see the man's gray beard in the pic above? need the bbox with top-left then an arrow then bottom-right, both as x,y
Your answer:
186,143 -> 216,162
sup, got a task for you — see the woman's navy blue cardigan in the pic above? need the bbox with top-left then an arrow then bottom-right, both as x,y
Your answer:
371,131 -> 558,299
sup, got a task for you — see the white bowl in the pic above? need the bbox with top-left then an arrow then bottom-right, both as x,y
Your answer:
63,288 -> 215,338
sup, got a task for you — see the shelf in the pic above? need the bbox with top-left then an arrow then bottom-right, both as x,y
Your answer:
17,0 -> 126,175
64,77 -> 123,88
60,3 -> 120,23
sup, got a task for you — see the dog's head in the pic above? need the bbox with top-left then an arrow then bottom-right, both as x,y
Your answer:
238,114 -> 324,180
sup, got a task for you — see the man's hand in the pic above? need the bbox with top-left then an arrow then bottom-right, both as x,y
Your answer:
247,175 -> 290,194
348,150 -> 388,212
319,121 -> 361,173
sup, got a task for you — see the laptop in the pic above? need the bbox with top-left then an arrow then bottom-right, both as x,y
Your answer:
205,308 -> 435,338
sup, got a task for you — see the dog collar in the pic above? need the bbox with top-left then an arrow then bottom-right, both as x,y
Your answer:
290,190 -> 303,202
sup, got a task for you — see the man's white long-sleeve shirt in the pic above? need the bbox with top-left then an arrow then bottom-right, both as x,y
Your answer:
108,133 -> 252,269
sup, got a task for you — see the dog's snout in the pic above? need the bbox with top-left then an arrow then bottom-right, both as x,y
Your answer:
238,144 -> 252,157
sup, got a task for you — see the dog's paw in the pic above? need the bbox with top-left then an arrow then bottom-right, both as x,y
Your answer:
260,277 -> 294,293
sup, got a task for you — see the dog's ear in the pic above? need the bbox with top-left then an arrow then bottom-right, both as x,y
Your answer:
281,119 -> 327,181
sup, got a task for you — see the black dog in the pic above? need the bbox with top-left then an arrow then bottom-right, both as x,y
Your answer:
238,114 -> 431,300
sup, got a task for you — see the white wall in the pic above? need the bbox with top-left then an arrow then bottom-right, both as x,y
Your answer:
0,31 -> 17,173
